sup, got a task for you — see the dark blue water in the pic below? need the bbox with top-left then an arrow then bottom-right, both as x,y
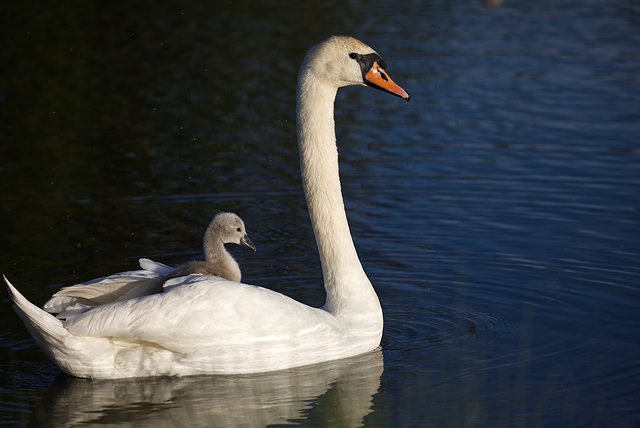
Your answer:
1,0 -> 638,426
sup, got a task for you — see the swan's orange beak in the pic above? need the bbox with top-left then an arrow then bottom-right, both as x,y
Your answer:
364,61 -> 410,101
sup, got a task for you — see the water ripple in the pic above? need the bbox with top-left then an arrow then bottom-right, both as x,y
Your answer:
382,300 -> 525,353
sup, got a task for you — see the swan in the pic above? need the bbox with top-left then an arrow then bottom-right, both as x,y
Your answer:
42,212 -> 255,318
5,35 -> 409,378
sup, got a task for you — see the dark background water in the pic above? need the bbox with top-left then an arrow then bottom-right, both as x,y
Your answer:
1,0 -> 639,426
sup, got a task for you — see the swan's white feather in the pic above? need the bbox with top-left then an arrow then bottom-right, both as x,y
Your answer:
139,258 -> 174,275
6,36 -> 407,378
65,275 -> 346,351
8,274 -> 359,377
43,258 -> 172,315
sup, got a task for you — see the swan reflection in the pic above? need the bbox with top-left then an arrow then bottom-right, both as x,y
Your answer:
31,349 -> 383,427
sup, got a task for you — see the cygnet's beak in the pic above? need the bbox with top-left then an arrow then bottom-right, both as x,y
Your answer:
240,234 -> 257,251
364,61 -> 410,101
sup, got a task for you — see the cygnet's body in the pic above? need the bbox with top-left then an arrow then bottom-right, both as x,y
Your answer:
163,212 -> 256,284
41,212 -> 255,318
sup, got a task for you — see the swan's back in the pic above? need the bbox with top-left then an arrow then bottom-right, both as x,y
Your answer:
163,260 -> 239,284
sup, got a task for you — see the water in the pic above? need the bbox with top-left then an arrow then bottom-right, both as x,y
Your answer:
1,0 -> 639,426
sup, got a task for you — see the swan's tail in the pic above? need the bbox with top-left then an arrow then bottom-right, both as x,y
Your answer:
5,275 -> 84,370
6,275 -> 119,377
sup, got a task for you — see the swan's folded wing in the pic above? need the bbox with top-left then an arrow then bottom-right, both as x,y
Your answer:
54,303 -> 91,319
62,275 -> 346,354
138,258 -> 173,276
43,276 -> 164,315
43,258 -> 171,315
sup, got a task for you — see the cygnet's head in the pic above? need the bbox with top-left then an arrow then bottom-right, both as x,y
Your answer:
205,212 -> 256,251
299,35 -> 409,100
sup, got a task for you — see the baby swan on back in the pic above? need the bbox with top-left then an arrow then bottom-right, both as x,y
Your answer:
164,212 -> 256,284
42,212 -> 255,317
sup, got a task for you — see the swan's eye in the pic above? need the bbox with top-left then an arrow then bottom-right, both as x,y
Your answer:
349,53 -> 358,60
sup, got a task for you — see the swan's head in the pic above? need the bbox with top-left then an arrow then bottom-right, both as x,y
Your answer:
206,212 -> 256,251
299,35 -> 409,101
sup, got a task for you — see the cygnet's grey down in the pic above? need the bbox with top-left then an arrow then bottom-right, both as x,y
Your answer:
162,212 -> 256,284
42,212 -> 255,318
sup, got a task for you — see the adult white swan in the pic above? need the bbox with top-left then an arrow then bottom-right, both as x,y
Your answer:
6,35 -> 409,378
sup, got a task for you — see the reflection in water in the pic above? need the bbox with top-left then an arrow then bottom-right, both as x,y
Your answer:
29,349 -> 383,427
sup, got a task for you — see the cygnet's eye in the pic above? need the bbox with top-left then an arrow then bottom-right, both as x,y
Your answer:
349,53 -> 358,60
236,228 -> 241,232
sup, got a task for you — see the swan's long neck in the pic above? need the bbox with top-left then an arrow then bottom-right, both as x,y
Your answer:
297,67 -> 382,331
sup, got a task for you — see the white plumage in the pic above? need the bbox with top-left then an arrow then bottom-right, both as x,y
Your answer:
6,35 -> 409,378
